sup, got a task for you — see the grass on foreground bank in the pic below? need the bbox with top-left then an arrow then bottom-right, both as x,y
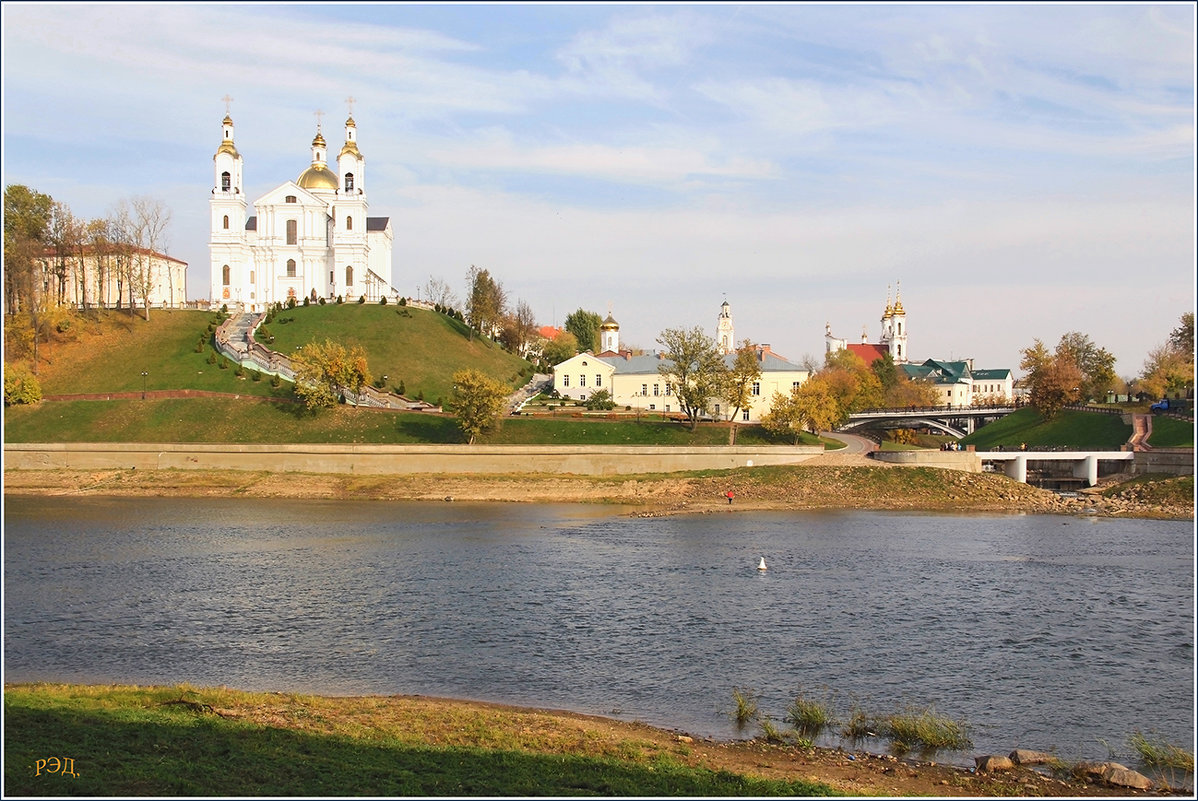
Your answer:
3,684 -> 838,797
3,396 -> 835,448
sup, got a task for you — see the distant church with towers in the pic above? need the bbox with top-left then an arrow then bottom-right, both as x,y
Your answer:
824,283 -> 909,364
208,98 -> 394,312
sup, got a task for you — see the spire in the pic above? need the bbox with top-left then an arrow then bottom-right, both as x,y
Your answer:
216,98 -> 239,159
893,280 -> 904,314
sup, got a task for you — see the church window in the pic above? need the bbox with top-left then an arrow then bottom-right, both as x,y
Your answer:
330,270 -> 334,284
346,266 -> 354,286
344,173 -> 354,192
286,259 -> 296,277
286,219 -> 297,244
249,270 -> 255,284
222,215 -> 229,230
751,381 -> 761,396
222,264 -> 230,285
346,216 -> 353,231
285,195 -> 297,203
221,172 -> 231,191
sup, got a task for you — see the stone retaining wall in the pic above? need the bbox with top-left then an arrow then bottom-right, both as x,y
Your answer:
4,443 -> 823,477
1134,448 -> 1194,477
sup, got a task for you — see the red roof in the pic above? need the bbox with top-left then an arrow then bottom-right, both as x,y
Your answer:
847,343 -> 889,366
538,325 -> 561,340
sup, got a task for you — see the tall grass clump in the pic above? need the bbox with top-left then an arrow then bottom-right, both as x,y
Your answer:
1128,731 -> 1194,772
784,688 -> 837,737
841,706 -> 876,741
882,706 -> 971,753
729,688 -> 759,730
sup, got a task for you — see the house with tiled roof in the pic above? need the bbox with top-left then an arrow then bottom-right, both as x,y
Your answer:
551,302 -> 810,422
901,360 -> 1013,406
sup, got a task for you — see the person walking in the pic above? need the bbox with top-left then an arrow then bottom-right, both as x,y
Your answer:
725,490 -> 735,505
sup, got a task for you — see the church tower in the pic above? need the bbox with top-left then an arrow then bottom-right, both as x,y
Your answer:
889,283 -> 907,362
210,106 -> 248,307
716,300 -> 735,355
333,107 -> 369,298
600,312 -> 620,354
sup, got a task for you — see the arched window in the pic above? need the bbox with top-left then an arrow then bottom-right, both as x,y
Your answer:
222,214 -> 229,230
346,215 -> 353,231
285,195 -> 297,204
221,172 -> 231,191
286,219 -> 297,245
286,259 -> 296,277
344,173 -> 354,192
222,264 -> 230,285
345,265 -> 354,286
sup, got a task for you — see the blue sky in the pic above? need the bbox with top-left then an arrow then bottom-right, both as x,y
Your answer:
3,2 -> 1194,376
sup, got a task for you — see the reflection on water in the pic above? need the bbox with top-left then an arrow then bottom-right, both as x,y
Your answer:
4,496 -> 1193,768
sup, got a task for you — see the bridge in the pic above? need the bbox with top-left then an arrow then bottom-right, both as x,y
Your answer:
871,448 -> 1137,486
841,406 -> 1017,437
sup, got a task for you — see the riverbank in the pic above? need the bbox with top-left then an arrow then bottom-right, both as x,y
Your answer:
3,683 -> 1183,797
3,460 -> 1193,520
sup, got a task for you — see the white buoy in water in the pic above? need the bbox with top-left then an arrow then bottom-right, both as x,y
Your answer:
757,556 -> 767,571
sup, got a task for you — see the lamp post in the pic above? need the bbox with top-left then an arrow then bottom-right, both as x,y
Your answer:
382,374 -> 388,393
141,371 -> 148,400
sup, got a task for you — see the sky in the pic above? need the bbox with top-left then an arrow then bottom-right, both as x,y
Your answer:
2,2 -> 1194,378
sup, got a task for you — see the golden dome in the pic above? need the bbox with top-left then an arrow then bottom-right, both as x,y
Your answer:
600,314 -> 619,330
339,141 -> 361,159
893,299 -> 904,314
223,114 -> 234,126
216,140 -> 239,158
312,131 -> 327,148
297,165 -> 338,190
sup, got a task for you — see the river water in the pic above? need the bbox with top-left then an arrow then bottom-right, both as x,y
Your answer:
3,496 -> 1193,768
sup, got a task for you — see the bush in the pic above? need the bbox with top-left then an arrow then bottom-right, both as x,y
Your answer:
398,297 -> 407,306
4,362 -> 42,405
336,295 -> 343,304
379,296 -> 388,305
358,295 -> 366,304
302,297 -> 310,307
286,297 -> 297,309
207,350 -> 218,365
270,375 -> 282,389
234,364 -> 246,378
250,370 -> 262,382
397,380 -> 406,396
319,297 -> 326,305
584,389 -> 616,411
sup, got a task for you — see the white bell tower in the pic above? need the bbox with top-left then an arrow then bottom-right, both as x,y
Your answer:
716,300 -> 735,355
209,95 -> 248,308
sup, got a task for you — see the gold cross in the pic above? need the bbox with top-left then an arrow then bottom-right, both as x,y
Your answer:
314,109 -> 325,131
221,94 -> 233,114
346,96 -> 356,117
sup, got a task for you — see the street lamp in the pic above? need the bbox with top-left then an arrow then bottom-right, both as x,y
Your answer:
141,371 -> 148,400
381,374 -> 389,393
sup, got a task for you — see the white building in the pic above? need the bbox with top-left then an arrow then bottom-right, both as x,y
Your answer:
826,284 -> 909,364
209,109 -> 394,312
38,246 -> 187,310
552,302 -> 810,422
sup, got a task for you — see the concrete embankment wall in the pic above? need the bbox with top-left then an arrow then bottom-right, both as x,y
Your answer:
1134,448 -> 1194,477
3,443 -> 823,477
869,450 -> 984,472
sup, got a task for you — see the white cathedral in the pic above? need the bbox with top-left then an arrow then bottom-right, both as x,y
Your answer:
209,107 -> 394,312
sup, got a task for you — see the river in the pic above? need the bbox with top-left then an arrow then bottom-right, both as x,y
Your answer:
3,496 -> 1192,768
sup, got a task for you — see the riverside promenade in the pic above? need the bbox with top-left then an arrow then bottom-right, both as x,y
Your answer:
3,443 -> 824,476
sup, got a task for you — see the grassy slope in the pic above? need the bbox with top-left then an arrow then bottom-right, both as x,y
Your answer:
961,407 -> 1132,450
3,399 -> 828,446
1148,415 -> 1195,448
265,303 -> 532,403
3,685 -> 836,797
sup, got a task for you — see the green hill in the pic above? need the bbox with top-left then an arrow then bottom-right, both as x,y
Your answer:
961,407 -> 1132,450
263,303 -> 533,404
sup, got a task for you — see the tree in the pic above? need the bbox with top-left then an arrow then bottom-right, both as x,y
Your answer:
1020,339 -> 1081,420
1169,312 -> 1194,360
564,308 -> 603,353
822,349 -> 884,415
584,388 -> 616,410
541,330 -> 578,368
119,197 -> 172,320
4,184 -> 53,317
422,275 -> 458,309
291,339 -> 371,411
4,361 -> 42,405
721,339 -> 762,442
450,368 -> 510,443
793,374 -> 842,433
465,265 -> 506,340
498,298 -> 538,356
761,387 -> 805,444
1055,331 -> 1116,402
656,326 -> 728,431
